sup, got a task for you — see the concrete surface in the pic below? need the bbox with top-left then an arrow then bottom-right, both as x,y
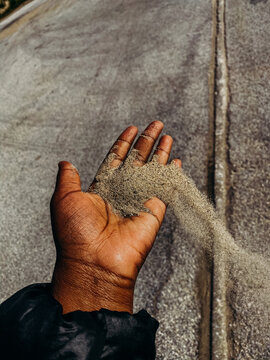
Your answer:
0,0 -> 269,359
226,0 -> 270,358
0,1 -> 212,359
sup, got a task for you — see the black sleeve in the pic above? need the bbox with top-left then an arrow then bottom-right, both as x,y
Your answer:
0,283 -> 159,360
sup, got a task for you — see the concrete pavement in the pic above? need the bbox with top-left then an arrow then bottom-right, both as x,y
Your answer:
0,0 -> 269,358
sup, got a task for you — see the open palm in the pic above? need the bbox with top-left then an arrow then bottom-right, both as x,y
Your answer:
51,121 -> 181,313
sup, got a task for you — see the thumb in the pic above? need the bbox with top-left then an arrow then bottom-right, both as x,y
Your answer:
54,161 -> 81,196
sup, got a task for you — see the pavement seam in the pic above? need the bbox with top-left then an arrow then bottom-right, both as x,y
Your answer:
203,1 -> 218,358
211,0 -> 231,359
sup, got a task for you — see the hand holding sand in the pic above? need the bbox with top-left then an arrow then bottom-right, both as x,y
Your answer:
50,121 -> 181,314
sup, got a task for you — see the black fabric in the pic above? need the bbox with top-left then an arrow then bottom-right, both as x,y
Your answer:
0,283 -> 159,360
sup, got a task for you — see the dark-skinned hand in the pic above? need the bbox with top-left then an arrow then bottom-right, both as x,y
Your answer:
50,121 -> 181,314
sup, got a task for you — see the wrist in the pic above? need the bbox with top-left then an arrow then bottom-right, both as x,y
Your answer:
51,258 -> 134,314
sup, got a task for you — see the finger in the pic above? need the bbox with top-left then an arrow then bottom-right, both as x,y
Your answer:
132,120 -> 164,166
135,158 -> 182,233
152,135 -> 173,164
108,126 -> 138,168
54,161 -> 81,196
138,197 -> 167,233
89,126 -> 138,192
171,158 -> 182,168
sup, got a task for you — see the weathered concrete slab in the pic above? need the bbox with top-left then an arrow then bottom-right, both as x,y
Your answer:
226,0 -> 270,358
0,0 -> 213,358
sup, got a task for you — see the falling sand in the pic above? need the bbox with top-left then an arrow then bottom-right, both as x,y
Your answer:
90,149 -> 270,358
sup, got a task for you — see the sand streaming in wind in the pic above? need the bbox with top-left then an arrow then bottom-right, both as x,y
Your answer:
90,150 -> 270,358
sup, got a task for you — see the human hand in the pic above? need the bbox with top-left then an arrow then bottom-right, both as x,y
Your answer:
50,121 -> 181,314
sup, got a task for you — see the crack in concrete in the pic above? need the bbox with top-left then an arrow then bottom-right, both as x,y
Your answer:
210,0 -> 231,359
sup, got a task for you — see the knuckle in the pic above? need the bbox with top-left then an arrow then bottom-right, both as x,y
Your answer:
117,138 -> 132,145
135,152 -> 145,163
112,152 -> 124,161
156,146 -> 170,155
141,133 -> 155,142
